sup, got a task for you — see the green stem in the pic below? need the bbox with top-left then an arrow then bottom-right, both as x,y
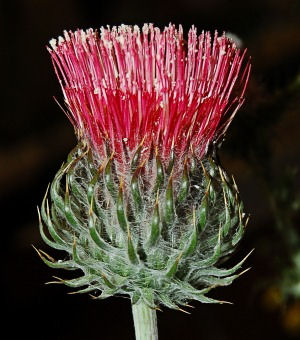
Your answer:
132,300 -> 158,340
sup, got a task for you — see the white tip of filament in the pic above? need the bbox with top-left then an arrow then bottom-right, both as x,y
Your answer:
49,38 -> 57,50
58,36 -> 65,44
226,32 -> 243,48
63,30 -> 71,41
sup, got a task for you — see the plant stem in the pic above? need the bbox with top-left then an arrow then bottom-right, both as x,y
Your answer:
132,300 -> 158,340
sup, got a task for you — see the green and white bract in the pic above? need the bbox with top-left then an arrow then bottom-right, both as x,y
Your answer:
37,143 -> 249,309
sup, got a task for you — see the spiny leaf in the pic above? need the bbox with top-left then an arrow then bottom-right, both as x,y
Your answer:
64,178 -> 83,232
167,147 -> 174,175
66,143 -> 85,163
72,238 -> 86,266
232,209 -> 248,246
131,137 -> 145,172
68,285 -> 101,295
141,288 -> 156,308
174,279 -> 216,296
183,207 -> 198,257
155,151 -> 164,190
69,173 -> 86,202
37,207 -> 66,250
189,293 -> 231,304
166,252 -> 183,278
50,204 -> 71,244
190,155 -> 197,175
131,168 -> 143,212
90,289 -> 118,300
222,189 -> 231,237
86,149 -> 97,176
88,211 -> 114,252
200,160 -> 211,187
177,161 -> 189,204
127,232 -> 139,265
87,161 -> 106,206
193,230 -> 222,268
67,156 -> 88,202
146,193 -> 160,247
158,294 -> 180,310
197,185 -> 209,232
42,196 -> 67,246
131,290 -> 141,304
33,245 -> 75,270
47,275 -> 97,288
104,156 -> 116,198
50,166 -> 66,213
194,273 -> 240,286
196,250 -> 253,277
116,180 -> 128,233
165,175 -> 175,226
101,272 -> 116,289
208,158 -> 217,178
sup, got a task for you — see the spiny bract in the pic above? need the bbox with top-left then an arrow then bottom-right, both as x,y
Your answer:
37,142 -> 249,309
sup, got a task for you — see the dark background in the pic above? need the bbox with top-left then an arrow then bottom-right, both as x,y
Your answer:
2,0 -> 300,339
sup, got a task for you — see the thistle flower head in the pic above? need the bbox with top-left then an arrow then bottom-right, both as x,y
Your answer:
38,24 -> 251,310
48,24 -> 250,165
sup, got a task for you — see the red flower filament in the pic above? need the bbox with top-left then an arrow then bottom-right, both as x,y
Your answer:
49,24 -> 250,164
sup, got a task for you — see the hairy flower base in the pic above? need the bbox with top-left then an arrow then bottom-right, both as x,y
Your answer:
36,144 -> 249,309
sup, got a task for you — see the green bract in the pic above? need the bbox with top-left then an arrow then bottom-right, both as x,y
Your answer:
36,144 -> 250,310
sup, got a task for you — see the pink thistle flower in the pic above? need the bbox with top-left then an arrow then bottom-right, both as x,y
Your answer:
48,24 -> 250,165
38,24 -> 252,329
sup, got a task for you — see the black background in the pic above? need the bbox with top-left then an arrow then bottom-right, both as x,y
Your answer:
2,1 -> 300,339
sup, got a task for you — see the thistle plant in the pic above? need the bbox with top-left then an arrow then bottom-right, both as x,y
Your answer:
36,24 -> 251,340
